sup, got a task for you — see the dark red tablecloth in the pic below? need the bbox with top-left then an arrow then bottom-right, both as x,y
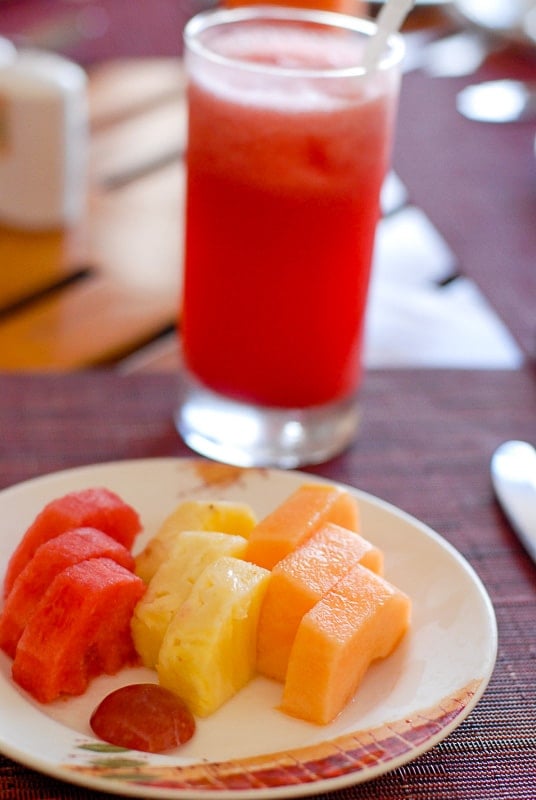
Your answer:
0,368 -> 535,800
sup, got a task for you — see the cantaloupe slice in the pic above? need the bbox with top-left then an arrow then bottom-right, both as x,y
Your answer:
281,564 -> 411,725
244,484 -> 359,570
12,558 -> 145,703
0,528 -> 135,659
256,523 -> 383,681
3,487 -> 141,598
157,556 -> 270,717
135,501 -> 257,583
131,530 -> 248,668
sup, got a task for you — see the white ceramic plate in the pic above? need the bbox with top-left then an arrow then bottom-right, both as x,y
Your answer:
0,458 -> 497,799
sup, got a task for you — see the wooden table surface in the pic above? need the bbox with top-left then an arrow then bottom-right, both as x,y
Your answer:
0,6 -> 535,370
0,57 -> 186,369
0,367 -> 535,800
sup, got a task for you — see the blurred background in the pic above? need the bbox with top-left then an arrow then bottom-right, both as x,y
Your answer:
0,0 -> 208,62
0,0 -> 534,373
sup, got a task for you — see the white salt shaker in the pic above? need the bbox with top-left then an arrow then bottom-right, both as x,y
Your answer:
0,49 -> 88,230
0,35 -> 16,66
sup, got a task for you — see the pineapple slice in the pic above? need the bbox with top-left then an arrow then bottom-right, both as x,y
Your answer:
131,531 -> 247,668
157,556 -> 270,717
135,501 -> 257,584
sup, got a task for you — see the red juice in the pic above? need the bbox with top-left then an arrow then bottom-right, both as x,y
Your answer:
182,16 -> 400,409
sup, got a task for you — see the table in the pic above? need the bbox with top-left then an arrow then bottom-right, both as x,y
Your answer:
0,367 -> 535,800
1,4 -> 535,797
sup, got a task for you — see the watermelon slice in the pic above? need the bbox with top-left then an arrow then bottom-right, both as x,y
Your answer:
12,558 -> 146,703
0,528 -> 135,659
3,487 -> 141,598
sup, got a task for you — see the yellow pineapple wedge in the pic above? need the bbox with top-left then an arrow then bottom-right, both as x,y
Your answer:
135,501 -> 257,583
131,531 -> 248,668
157,556 -> 270,717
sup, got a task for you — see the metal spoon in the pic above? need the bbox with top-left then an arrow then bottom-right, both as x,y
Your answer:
457,79 -> 536,122
491,440 -> 536,564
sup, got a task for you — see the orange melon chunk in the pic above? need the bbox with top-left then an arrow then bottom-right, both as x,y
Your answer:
281,564 -> 411,725
244,484 -> 359,570
256,523 -> 383,681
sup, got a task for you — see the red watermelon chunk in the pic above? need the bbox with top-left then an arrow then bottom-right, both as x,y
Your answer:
3,487 -> 141,598
0,528 -> 135,659
12,558 -> 146,703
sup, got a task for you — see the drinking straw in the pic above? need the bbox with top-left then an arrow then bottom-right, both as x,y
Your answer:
363,0 -> 415,70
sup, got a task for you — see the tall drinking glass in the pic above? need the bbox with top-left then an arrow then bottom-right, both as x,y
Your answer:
176,5 -> 404,468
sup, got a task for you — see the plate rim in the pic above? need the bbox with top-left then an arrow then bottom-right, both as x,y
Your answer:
0,457 -> 498,799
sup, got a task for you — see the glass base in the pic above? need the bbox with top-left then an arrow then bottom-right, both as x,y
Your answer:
175,372 -> 360,469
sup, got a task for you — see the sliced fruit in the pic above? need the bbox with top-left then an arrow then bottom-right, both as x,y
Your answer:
3,487 -> 141,598
12,557 -> 146,703
0,527 -> 134,658
256,522 -> 383,681
135,500 -> 256,583
131,530 -> 247,668
157,556 -> 270,717
244,483 -> 360,570
90,683 -> 196,753
281,563 -> 411,724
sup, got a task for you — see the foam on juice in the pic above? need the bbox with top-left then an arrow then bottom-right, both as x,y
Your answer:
187,23 -> 398,196
208,24 -> 365,69
191,23 -> 385,113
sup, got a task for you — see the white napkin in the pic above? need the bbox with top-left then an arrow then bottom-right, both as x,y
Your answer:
365,203 -> 524,368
